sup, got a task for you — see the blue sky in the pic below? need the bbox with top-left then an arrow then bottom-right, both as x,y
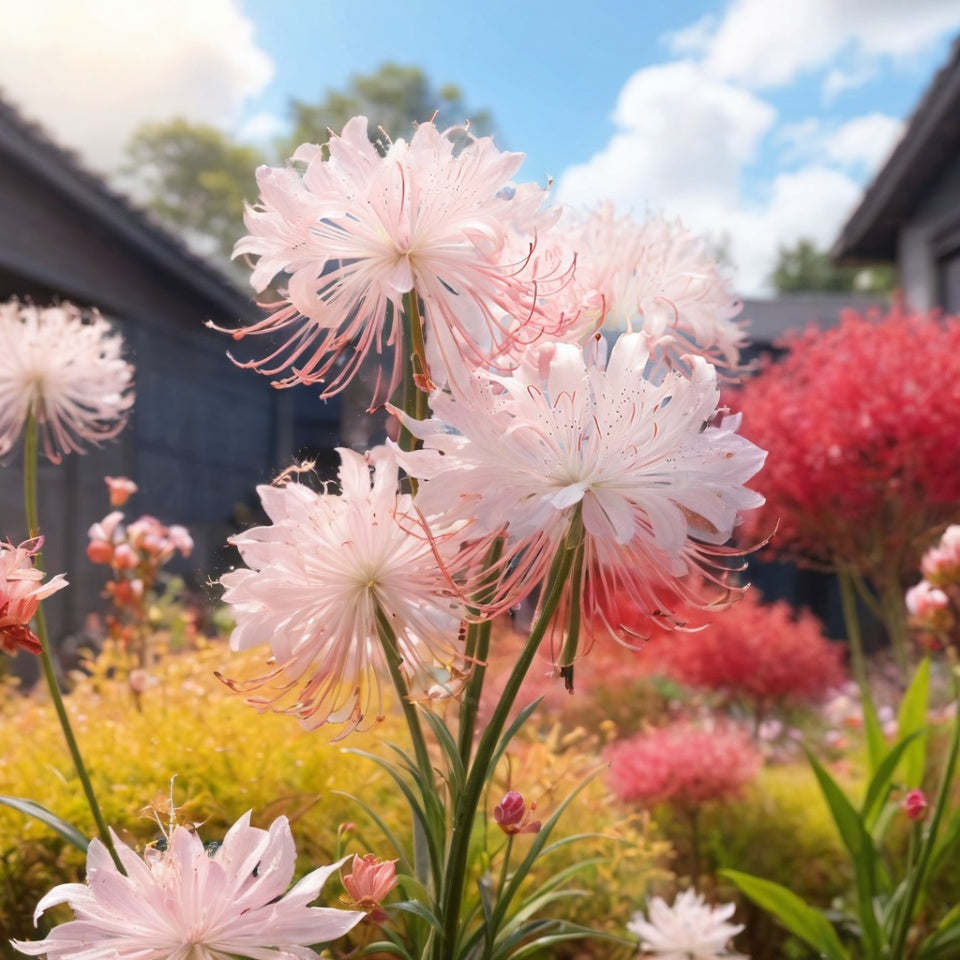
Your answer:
1,0 -> 958,293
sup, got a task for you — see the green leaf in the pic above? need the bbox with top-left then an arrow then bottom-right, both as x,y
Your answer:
329,789 -> 413,877
0,796 -> 88,852
806,750 -> 883,951
391,899 -> 444,933
722,870 -> 850,960
861,732 -> 920,831
897,658 -> 931,789
862,692 -> 889,776
915,902 -> 960,960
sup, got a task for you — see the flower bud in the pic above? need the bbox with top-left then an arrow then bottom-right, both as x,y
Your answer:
902,788 -> 929,821
342,854 -> 397,922
493,790 -> 541,835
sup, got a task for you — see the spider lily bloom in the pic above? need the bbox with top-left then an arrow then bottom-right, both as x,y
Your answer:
628,889 -> 745,960
393,334 -> 765,665
220,116 -> 564,405
0,537 -> 67,655
555,207 -> 746,372
219,447 -> 469,738
14,812 -> 362,960
0,300 -> 134,463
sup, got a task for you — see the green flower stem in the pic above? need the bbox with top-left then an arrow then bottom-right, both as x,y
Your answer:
888,670 -> 960,960
22,415 -> 125,873
838,568 -> 869,690
397,290 -> 429,460
433,511 -> 585,960
457,537 -> 505,769
375,606 -> 434,793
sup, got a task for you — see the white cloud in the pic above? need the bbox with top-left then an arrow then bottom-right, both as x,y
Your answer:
236,111 -> 286,146
823,113 -> 903,172
696,0 -> 960,88
661,14 -> 717,56
554,59 -> 874,295
777,112 -> 903,176
822,64 -> 877,102
0,0 -> 273,174
556,62 -> 776,219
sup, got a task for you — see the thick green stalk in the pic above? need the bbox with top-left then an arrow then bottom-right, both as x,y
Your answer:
375,606 -> 434,792
433,512 -> 585,960
22,415 -> 125,873
457,537 -> 505,768
838,568 -> 869,690
396,290 -> 429,460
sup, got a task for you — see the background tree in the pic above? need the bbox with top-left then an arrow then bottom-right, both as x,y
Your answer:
283,62 -> 492,155
123,119 -> 266,263
770,238 -> 896,294
122,64 -> 493,264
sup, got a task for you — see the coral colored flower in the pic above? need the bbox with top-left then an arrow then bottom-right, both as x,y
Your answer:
902,788 -> 929,821
221,116 -> 563,404
14,812 -> 362,960
342,854 -> 398,921
628,888 -> 745,959
219,447 -> 467,737
607,722 -> 760,810
493,790 -> 541,835
0,538 -> 67,655
105,476 -> 138,507
394,334 -> 765,645
0,300 -> 134,463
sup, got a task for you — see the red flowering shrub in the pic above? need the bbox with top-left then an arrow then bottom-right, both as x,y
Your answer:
733,306 -> 960,578
607,722 -> 760,810
655,590 -> 846,714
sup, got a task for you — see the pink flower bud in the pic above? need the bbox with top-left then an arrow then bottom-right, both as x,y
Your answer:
902,789 -> 929,821
342,854 -> 398,922
493,790 -> 541,835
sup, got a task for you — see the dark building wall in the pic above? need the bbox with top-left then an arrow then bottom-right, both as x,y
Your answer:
0,121 -> 308,663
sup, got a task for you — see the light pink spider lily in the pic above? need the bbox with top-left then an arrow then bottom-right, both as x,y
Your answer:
216,116 -> 567,407
0,300 -> 134,463
218,447 -> 472,738
392,334 -> 765,671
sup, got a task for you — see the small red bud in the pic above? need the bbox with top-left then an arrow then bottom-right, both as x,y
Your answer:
902,789 -> 929,821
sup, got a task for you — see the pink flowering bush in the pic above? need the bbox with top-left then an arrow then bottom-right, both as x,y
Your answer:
607,723 -> 761,812
733,305 -> 960,667
652,589 -> 846,723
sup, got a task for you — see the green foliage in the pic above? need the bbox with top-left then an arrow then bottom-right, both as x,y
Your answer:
283,62 -> 493,157
770,238 -> 896,294
121,64 -> 494,265
123,118 -> 265,261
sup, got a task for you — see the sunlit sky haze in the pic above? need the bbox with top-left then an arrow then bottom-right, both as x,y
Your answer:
1,0 -> 958,294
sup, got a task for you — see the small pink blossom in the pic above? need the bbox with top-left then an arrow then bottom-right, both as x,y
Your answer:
13,812 -> 362,960
493,791 -> 542,835
902,789 -> 929,821
921,525 -> 960,586
342,854 -> 398,921
0,538 -> 67,655
104,476 -> 138,507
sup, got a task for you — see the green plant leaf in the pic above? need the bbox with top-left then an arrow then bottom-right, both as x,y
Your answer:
915,902 -> 960,960
722,869 -> 850,960
861,732 -> 921,831
0,796 -> 88,852
897,658 -> 930,789
862,692 -> 889,776
806,750 -> 883,951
